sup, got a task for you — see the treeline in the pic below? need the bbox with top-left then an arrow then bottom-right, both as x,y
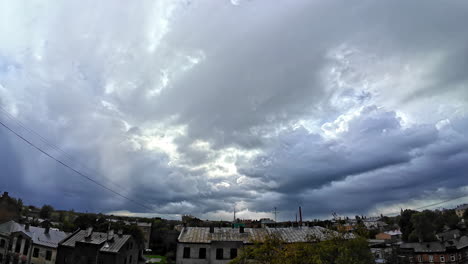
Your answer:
230,234 -> 373,264
399,209 -> 465,242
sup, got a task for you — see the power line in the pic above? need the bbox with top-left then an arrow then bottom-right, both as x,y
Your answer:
0,118 -> 153,211
0,106 -> 127,192
384,193 -> 468,216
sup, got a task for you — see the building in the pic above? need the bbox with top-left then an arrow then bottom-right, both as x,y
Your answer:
363,219 -> 388,231
375,230 -> 402,241
456,205 -> 468,218
399,236 -> 468,264
176,226 -> 339,264
437,230 -> 461,242
56,228 -> 140,264
369,239 -> 397,264
0,220 -> 67,264
136,222 -> 152,250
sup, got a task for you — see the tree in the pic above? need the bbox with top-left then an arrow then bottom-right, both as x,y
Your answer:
230,234 -> 373,264
409,212 -> 436,242
399,209 -> 417,241
39,205 -> 54,219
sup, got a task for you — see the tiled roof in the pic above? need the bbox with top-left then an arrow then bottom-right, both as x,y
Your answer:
0,221 -> 67,248
60,230 -> 131,253
178,226 -> 341,244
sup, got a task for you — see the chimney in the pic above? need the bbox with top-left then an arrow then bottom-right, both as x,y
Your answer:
45,225 -> 50,234
107,229 -> 115,242
25,222 -> 30,231
209,226 -> 215,233
299,207 -> 303,227
240,226 -> 245,233
85,227 -> 93,241
3,192 -> 8,198
118,229 -> 123,238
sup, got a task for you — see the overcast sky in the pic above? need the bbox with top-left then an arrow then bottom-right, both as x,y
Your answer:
1,0 -> 468,221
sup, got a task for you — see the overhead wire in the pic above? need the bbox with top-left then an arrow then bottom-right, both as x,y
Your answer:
0,106 -> 128,192
0,115 -> 153,211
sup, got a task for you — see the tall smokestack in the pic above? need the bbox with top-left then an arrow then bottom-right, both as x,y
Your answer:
299,207 -> 303,226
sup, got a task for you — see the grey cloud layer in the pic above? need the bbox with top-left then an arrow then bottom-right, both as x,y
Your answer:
0,0 -> 467,219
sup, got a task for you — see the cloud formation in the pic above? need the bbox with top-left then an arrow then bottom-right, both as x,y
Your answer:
0,0 -> 468,220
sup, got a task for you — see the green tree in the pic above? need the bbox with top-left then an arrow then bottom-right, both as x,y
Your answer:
230,234 -> 373,264
39,205 -> 54,219
408,211 -> 437,242
399,209 -> 417,241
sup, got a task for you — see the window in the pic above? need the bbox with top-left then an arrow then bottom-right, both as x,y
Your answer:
23,240 -> 30,255
409,257 -> 414,263
15,237 -> 22,253
129,255 -> 133,264
0,239 -> 5,248
459,253 -> 462,260
417,255 -> 422,262
450,255 -> 456,261
0,253 -> 3,262
124,257 -> 127,264
199,248 -> 206,259
440,255 -> 445,262
230,248 -> 238,259
46,250 -> 52,261
33,248 -> 39,258
130,242 -> 133,250
183,247 -> 190,259
216,248 -> 223,260
429,255 -> 433,262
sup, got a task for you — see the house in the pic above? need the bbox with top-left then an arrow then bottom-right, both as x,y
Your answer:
399,236 -> 468,264
375,230 -> 402,241
136,222 -> 152,250
369,239 -> 396,264
0,220 -> 67,264
437,230 -> 461,242
456,205 -> 468,218
56,228 -> 140,264
176,226 -> 340,264
363,219 -> 388,230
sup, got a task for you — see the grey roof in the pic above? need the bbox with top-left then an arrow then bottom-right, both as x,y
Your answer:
400,236 -> 468,253
137,222 -> 152,227
456,204 -> 468,210
400,242 -> 446,253
0,221 -> 67,248
436,229 -> 461,241
60,230 -> 131,253
178,226 -> 342,244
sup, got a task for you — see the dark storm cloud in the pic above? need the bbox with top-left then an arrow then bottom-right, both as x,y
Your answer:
0,0 -> 468,219
239,109 -> 468,218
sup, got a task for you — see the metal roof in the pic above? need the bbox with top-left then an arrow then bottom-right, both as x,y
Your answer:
178,226 -> 341,244
400,236 -> 468,253
0,221 -> 67,248
60,230 -> 131,253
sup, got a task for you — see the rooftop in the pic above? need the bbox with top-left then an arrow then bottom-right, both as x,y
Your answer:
401,236 -> 468,253
178,226 -> 343,244
0,220 -> 67,248
60,229 -> 131,253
